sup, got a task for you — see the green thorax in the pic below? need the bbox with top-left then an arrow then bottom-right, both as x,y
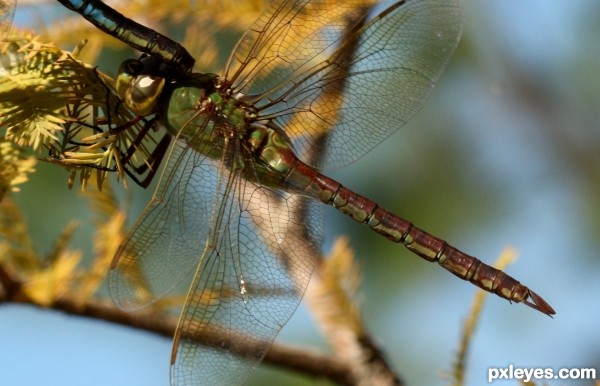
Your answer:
161,75 -> 239,141
161,75 -> 300,188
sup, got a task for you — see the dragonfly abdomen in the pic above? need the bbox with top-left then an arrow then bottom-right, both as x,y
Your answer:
308,170 -> 555,316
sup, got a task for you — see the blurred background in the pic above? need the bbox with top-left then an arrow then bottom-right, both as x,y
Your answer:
1,0 -> 599,385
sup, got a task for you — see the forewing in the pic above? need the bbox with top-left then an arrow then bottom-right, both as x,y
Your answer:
171,162 -> 323,385
225,0 -> 377,95
0,0 -> 15,41
108,140 -> 211,310
224,0 -> 463,168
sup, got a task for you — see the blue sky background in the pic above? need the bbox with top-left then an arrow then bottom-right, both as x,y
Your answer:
1,1 -> 599,385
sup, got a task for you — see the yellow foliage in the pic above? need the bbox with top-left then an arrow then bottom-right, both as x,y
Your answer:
21,250 -> 81,306
449,247 -> 519,386
0,141 -> 36,199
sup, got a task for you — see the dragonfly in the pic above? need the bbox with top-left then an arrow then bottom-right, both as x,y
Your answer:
7,0 -> 556,385
0,1 -> 171,189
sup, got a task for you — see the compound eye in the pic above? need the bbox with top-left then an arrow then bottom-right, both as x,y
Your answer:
115,59 -> 141,103
115,56 -> 169,115
124,75 -> 166,116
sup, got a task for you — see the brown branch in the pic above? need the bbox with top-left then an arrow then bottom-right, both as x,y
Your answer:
0,264 -> 19,300
305,238 -> 403,386
0,262 -> 353,385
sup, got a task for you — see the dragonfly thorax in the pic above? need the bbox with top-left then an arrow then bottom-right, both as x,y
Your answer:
164,83 -> 247,135
163,77 -> 300,185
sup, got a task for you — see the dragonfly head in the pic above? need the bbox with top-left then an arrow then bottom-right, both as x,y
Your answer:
116,55 -> 170,116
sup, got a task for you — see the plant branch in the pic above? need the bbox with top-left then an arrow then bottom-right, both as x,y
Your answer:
0,262 -> 353,385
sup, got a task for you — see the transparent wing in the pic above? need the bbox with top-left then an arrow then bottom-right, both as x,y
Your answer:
0,0 -> 15,41
108,140 -> 212,310
224,0 -> 463,168
110,113 -> 323,384
170,158 -> 322,386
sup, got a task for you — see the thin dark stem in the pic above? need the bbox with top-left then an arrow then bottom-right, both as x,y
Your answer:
0,263 -> 353,385
0,264 -> 21,301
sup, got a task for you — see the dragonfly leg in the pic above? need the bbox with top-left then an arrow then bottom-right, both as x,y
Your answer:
123,132 -> 171,188
115,116 -> 170,188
